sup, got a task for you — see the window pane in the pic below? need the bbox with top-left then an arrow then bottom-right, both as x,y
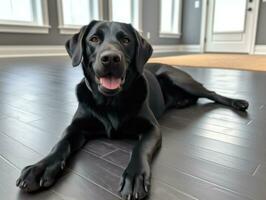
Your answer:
160,0 -> 181,34
213,0 -> 247,33
12,0 -> 33,22
92,0 -> 99,21
111,0 -> 139,29
0,0 -> 33,22
0,0 -> 12,20
172,0 -> 181,34
111,0 -> 131,24
160,0 -> 173,33
62,0 -> 99,26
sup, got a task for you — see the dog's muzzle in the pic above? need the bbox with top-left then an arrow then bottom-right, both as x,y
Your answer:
94,50 -> 126,96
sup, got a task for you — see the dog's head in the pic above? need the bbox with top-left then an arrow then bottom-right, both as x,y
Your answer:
65,20 -> 153,96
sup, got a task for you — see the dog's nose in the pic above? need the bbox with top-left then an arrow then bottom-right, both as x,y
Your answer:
100,51 -> 121,66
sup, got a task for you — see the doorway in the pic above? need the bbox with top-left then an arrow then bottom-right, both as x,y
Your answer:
202,0 -> 260,53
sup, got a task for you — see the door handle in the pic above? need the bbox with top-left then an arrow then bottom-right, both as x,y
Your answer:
247,7 -> 252,11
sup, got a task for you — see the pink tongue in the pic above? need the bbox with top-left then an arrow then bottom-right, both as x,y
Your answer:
100,77 -> 121,90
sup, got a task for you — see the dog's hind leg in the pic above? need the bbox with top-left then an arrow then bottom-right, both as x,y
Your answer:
155,65 -> 249,111
179,81 -> 249,111
156,72 -> 199,110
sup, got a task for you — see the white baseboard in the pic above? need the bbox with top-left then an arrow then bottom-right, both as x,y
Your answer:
153,45 -> 200,54
0,45 -> 67,58
0,44 -> 200,58
254,45 -> 266,55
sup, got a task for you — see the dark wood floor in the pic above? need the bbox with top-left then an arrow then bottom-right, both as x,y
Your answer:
0,56 -> 266,200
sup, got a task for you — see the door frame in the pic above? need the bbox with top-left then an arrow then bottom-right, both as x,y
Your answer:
199,0 -> 261,54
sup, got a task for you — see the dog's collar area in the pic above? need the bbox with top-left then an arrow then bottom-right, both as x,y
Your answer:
85,78 -> 93,92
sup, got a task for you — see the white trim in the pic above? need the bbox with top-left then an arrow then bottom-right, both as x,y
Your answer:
57,25 -> 80,35
0,0 -> 50,34
153,45 -> 200,54
41,0 -> 50,26
199,0 -> 208,53
249,0 -> 260,54
57,0 -> 64,31
57,0 -> 104,35
0,45 -> 201,58
159,33 -> 181,39
0,24 -> 51,34
0,46 -> 67,58
254,45 -> 266,55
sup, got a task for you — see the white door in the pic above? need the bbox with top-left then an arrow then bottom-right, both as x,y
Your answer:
205,0 -> 257,53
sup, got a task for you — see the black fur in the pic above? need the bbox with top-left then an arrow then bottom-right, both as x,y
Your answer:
16,21 -> 249,200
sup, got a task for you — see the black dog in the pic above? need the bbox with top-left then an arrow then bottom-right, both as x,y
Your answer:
16,20 -> 249,200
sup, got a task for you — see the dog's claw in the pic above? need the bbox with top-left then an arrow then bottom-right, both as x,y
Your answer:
40,179 -> 44,187
144,185 -> 149,193
61,161 -> 66,170
16,178 -> 21,187
19,181 -> 27,189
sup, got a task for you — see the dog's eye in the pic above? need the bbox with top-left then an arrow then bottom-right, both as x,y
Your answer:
90,36 -> 100,43
121,37 -> 130,45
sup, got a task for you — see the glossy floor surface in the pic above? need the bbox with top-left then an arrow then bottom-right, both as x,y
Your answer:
0,56 -> 265,200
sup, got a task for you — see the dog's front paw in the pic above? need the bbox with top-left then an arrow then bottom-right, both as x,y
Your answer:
16,159 -> 65,192
232,99 -> 249,111
119,160 -> 151,200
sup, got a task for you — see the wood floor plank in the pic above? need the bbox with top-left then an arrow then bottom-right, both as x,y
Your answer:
0,118 -> 58,155
0,103 -> 41,123
160,109 -> 265,140
1,57 -> 266,199
52,171 -> 120,200
28,117 -> 72,137
160,115 -> 266,149
160,117 -> 266,163
103,143 -> 266,200
152,163 -> 252,200
0,131 -> 41,169
160,138 -> 258,174
103,149 -> 131,168
100,139 -> 136,152
83,140 -> 119,157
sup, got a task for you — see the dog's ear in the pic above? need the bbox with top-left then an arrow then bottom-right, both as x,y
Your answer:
129,25 -> 153,74
65,20 -> 98,67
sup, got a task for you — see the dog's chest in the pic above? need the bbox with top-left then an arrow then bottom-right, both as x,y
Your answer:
106,111 -> 120,131
92,108 -> 128,138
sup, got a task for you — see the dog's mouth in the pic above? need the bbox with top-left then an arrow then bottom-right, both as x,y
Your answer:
100,77 -> 122,90
96,76 -> 125,96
